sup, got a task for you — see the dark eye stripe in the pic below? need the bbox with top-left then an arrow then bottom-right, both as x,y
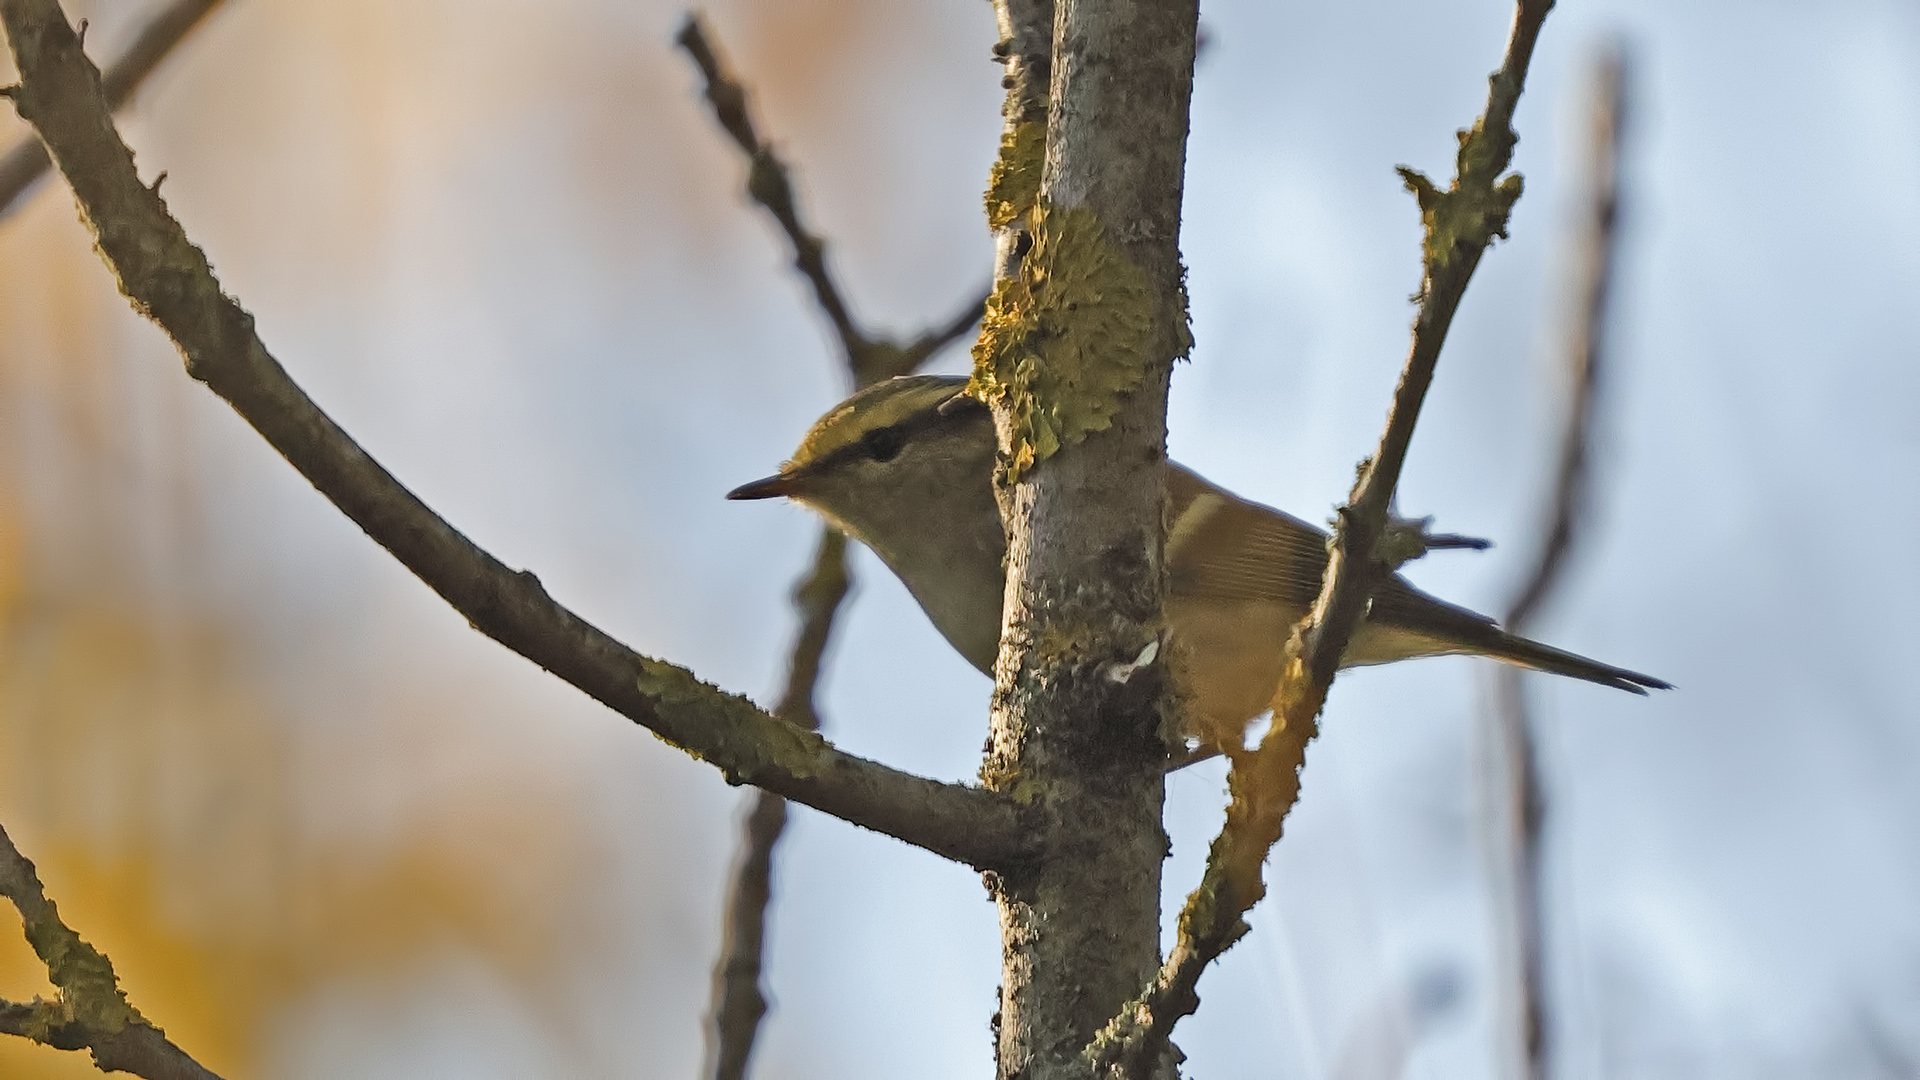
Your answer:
862,425 -> 906,462
798,392 -> 986,477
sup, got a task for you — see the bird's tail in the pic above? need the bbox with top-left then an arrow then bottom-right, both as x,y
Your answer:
1371,583 -> 1672,694
1475,627 -> 1671,694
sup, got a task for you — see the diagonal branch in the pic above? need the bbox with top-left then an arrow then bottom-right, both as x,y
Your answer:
0,0 -> 1026,871
0,0 -> 225,219
1493,46 -> 1629,1080
1086,2 -> 1559,1073
0,823 -> 224,1079
676,13 -> 988,387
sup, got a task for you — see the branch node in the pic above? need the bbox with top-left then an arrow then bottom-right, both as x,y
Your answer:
1377,513 -> 1490,568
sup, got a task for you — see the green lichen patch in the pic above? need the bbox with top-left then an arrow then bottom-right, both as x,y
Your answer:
983,119 -> 1045,231
968,202 -> 1163,481
21,906 -> 144,1036
634,656 -> 826,784
1397,159 -> 1525,274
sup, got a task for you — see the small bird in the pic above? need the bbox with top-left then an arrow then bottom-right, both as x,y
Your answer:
730,375 -> 1667,749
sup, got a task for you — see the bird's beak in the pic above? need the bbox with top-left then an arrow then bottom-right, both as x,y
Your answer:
726,472 -> 798,501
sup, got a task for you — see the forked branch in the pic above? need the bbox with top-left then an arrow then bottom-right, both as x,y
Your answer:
676,14 -> 987,387
676,16 -> 989,1076
0,824 -> 223,1079
0,0 -> 1025,871
1087,2 -> 1559,1073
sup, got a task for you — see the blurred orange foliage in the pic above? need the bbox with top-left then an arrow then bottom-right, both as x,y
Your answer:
0,124 -> 610,1080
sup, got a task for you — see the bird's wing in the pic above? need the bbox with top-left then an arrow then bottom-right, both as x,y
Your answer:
1164,465 -> 1331,609
1163,464 -> 1498,632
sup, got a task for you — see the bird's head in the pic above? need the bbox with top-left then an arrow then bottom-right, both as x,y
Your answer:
727,375 -> 999,554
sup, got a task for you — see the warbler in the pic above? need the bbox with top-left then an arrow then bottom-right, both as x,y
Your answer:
730,375 -> 1667,749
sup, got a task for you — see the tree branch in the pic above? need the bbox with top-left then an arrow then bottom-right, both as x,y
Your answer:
1087,3 -> 1558,1073
704,530 -> 848,1080
0,823 -> 224,1079
675,14 -> 987,387
1504,48 -> 1624,635
978,0 -> 1197,1074
675,17 -> 990,1072
1493,46 -> 1628,1080
0,0 -> 1026,871
0,0 -> 224,220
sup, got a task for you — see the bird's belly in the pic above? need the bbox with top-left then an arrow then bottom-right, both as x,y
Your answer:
1166,597 -> 1463,750
1165,596 -> 1293,751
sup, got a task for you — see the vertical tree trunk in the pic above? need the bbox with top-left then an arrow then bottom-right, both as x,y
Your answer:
981,1 -> 1200,1077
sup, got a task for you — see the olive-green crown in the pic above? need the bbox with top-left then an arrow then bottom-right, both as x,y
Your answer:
788,375 -> 971,469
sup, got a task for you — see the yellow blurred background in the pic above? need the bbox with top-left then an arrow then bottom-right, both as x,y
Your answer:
0,1 -> 958,1074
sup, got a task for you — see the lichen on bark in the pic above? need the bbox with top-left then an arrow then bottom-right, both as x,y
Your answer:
968,202 -> 1170,481
633,657 -> 827,783
984,118 -> 1044,230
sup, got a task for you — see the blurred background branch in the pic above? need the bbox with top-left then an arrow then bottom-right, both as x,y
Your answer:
0,0 -> 225,220
675,15 -> 985,1079
1489,45 -> 1629,1080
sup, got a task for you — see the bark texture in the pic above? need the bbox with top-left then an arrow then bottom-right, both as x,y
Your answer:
0,824 -> 224,1079
980,1 -> 1198,1077
0,0 -> 226,219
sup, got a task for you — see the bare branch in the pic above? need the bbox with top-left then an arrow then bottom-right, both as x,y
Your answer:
677,17 -> 993,1070
1506,49 -> 1626,634
875,284 -> 992,383
1493,46 -> 1629,1080
980,0 -> 1196,1074
0,823 -> 224,1079
0,0 -> 224,219
675,14 -> 985,387
0,0 -> 1026,871
1088,3 -> 1559,1072
704,530 -> 849,1080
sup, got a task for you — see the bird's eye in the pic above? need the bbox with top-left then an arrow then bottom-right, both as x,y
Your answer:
862,425 -> 906,462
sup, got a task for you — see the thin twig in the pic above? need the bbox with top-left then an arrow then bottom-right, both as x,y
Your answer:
1504,51 -> 1625,635
0,0 -> 225,220
0,823 -> 224,1079
704,530 -> 848,1080
0,0 -> 1027,871
675,13 -> 988,386
1493,46 -> 1628,1080
675,17 -> 990,1076
1086,3 -> 1558,1073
